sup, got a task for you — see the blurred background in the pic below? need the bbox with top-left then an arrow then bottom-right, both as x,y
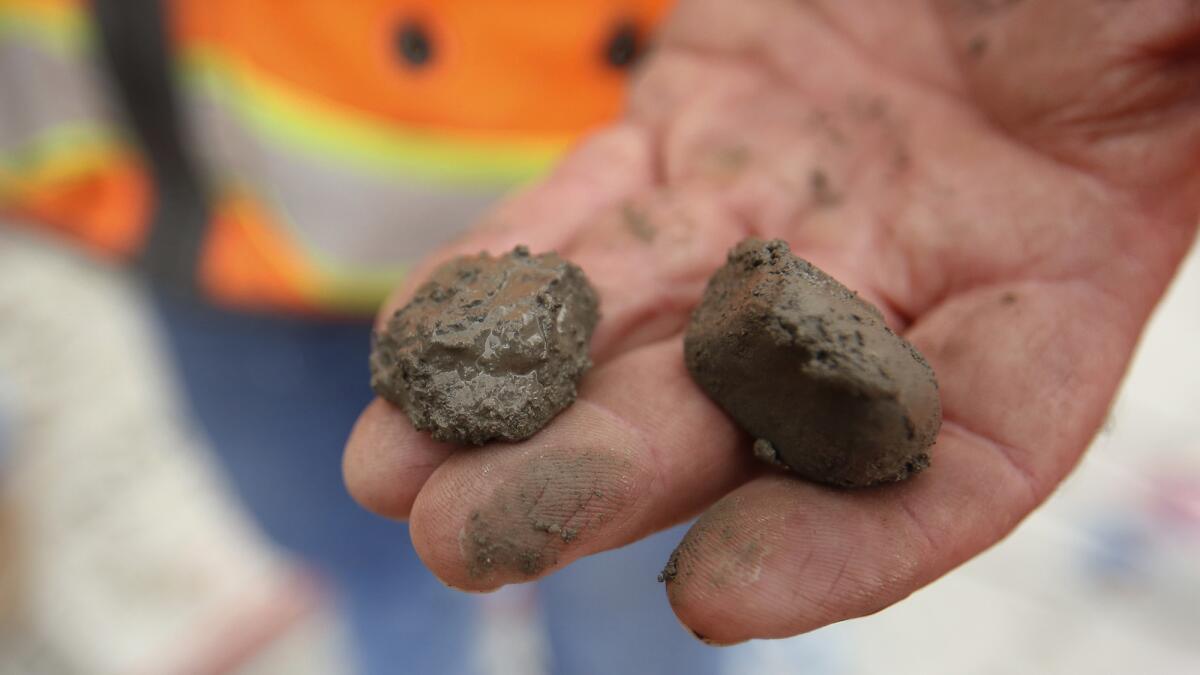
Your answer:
2,1 -> 1199,674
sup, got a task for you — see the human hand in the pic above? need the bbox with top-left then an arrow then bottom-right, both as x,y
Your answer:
344,0 -> 1200,643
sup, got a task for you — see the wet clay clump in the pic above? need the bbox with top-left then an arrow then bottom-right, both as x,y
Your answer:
371,246 -> 599,445
684,239 -> 941,487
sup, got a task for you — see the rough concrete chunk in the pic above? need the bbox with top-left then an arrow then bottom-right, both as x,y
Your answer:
684,238 -> 941,487
371,246 -> 599,445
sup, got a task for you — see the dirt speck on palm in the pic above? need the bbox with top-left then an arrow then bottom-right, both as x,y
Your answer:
370,246 -> 599,445
684,239 -> 941,487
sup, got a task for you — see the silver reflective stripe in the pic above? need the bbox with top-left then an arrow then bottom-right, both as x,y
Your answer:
0,35 -> 120,155
182,85 -> 508,272
0,375 -> 10,471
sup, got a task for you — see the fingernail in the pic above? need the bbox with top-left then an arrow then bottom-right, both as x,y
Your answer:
687,627 -> 746,647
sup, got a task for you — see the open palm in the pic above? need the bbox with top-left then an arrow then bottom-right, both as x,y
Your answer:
345,0 -> 1200,643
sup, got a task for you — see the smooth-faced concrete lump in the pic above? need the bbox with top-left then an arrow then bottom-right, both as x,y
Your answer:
370,246 -> 599,445
684,238 -> 941,487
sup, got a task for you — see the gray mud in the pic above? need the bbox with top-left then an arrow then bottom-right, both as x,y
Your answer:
684,239 -> 941,487
371,246 -> 599,445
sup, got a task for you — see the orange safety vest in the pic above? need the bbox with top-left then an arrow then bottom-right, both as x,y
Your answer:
0,0 -> 673,315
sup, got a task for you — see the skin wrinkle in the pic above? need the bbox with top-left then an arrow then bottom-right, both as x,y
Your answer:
645,116 -> 670,189
588,289 -> 694,362
1049,209 -> 1151,296
897,493 -> 939,551
663,0 -> 965,105
919,279 -> 1132,473
889,171 -> 1120,318
768,505 -> 917,626
865,209 -> 921,328
798,531 -> 922,627
928,0 -> 1133,189
1076,255 -> 1159,335
647,52 -> 791,196
529,474 -> 606,547
572,396 -> 665,523
522,476 -> 553,521
801,0 -> 967,96
935,0 -> 1200,190
626,52 -> 751,180
815,546 -> 857,616
1144,16 -> 1200,69
784,548 -> 819,608
650,44 -> 797,122
939,420 -> 1040,507
1037,67 -> 1200,139
564,191 -> 747,356
1044,8 -> 1200,134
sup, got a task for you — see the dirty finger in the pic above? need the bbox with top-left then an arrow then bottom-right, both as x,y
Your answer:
405,337 -> 759,591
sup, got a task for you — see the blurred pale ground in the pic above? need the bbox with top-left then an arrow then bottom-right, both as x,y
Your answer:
1,225 -> 1197,674
0,229 -> 352,675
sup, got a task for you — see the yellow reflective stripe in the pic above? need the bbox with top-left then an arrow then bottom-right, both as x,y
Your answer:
0,1 -> 90,54
0,124 -> 123,200
311,266 -> 407,314
179,47 -> 569,186
1,123 -> 120,168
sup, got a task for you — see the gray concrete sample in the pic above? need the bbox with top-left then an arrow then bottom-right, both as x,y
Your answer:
371,246 -> 599,445
684,238 -> 941,487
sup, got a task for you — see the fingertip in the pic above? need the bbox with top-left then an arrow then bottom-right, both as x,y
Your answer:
691,630 -> 748,648
662,567 -> 750,647
660,527 -> 733,643
661,513 -> 755,645
343,398 -> 454,520
408,507 -> 508,594
661,479 -> 859,644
